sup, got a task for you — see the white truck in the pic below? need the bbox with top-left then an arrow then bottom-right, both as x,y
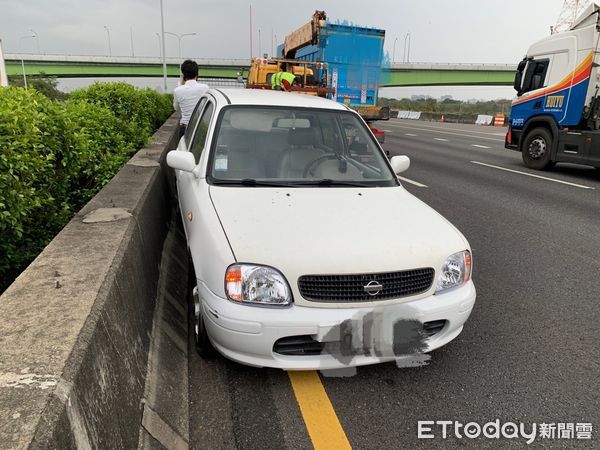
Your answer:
506,3 -> 600,170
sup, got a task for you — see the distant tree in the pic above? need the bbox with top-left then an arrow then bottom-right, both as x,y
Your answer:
8,72 -> 68,101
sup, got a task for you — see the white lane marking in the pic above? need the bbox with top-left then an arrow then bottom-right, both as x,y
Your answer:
398,176 -> 428,188
386,122 -> 505,142
382,129 -> 393,132
434,138 -> 449,142
472,144 -> 491,149
471,161 -> 596,190
405,133 -> 418,136
390,120 -> 506,137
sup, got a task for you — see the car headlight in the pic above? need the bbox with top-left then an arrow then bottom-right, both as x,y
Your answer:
435,250 -> 472,293
225,264 -> 293,306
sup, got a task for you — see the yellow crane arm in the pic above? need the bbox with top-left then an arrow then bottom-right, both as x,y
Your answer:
283,10 -> 327,59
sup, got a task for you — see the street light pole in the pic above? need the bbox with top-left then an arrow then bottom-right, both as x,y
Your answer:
164,31 -> 196,60
155,32 -> 161,58
103,25 -> 112,57
19,34 -> 35,89
159,0 -> 167,93
392,37 -> 398,63
0,39 -> 8,87
130,26 -> 135,57
403,31 -> 411,63
179,32 -> 196,60
30,29 -> 40,54
164,32 -> 178,59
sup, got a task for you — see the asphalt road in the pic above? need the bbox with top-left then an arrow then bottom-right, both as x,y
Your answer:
188,119 -> 600,449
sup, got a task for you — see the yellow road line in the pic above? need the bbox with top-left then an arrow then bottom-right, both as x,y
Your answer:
287,371 -> 352,450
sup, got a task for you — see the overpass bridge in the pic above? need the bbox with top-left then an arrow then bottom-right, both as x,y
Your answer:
4,54 -> 517,87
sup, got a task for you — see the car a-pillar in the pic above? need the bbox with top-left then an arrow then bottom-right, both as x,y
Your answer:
520,117 -> 559,170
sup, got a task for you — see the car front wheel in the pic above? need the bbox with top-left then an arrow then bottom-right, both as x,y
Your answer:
189,258 -> 216,359
195,306 -> 216,359
522,127 -> 555,170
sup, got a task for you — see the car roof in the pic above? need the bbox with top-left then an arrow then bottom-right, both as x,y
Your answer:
210,88 -> 349,111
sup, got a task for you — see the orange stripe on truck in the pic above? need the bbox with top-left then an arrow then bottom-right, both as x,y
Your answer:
512,51 -> 594,106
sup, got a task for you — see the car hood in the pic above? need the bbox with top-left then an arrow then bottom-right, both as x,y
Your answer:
209,185 -> 469,307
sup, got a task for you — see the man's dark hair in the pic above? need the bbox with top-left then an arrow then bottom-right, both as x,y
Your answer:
181,60 -> 199,80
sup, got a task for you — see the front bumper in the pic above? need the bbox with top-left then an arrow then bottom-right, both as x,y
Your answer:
505,127 -> 522,151
198,281 -> 476,370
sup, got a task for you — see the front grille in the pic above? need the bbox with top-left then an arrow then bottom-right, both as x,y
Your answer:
298,268 -> 435,303
423,320 -> 447,338
273,335 -> 325,356
273,320 -> 446,357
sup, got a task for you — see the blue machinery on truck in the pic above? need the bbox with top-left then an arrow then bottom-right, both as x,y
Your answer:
247,11 -> 390,142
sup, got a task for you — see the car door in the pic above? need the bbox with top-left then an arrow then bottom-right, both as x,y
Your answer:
175,97 -> 206,234
178,98 -> 215,241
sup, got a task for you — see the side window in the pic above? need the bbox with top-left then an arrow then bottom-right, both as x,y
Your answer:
184,98 -> 207,146
318,114 -> 342,152
341,117 -> 377,164
522,59 -> 550,94
189,102 -> 215,163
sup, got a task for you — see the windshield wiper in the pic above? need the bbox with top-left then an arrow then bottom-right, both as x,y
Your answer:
212,178 -> 302,187
311,179 -> 373,187
212,178 -> 374,187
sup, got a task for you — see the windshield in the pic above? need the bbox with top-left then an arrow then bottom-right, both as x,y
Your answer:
208,106 -> 397,187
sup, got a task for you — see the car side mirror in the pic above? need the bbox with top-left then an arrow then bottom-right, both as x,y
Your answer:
390,155 -> 410,174
167,150 -> 198,175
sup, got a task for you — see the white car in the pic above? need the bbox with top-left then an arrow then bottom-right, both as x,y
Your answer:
167,89 -> 476,370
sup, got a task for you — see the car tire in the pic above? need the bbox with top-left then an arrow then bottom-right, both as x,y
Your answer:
522,127 -> 554,170
189,256 -> 216,359
195,311 -> 216,359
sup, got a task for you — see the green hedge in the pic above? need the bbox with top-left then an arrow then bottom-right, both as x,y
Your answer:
0,82 -> 173,292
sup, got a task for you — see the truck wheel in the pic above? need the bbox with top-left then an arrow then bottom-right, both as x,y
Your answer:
189,256 -> 216,359
522,127 -> 554,170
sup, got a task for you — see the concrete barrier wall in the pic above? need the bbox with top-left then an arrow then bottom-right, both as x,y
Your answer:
390,110 -> 508,126
395,111 -> 422,120
475,114 -> 494,125
0,114 -> 180,449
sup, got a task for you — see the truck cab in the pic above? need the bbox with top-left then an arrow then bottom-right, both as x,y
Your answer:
507,3 -> 600,170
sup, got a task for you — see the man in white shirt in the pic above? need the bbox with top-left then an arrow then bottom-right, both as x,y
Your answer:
173,60 -> 209,137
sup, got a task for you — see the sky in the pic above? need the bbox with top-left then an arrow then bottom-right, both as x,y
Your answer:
0,0 -> 567,99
